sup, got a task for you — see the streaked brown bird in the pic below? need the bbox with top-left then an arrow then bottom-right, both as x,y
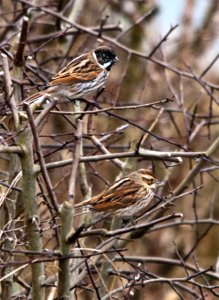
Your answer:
75,169 -> 158,219
26,46 -> 119,103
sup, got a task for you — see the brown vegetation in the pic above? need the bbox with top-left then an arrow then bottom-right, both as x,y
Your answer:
0,1 -> 219,299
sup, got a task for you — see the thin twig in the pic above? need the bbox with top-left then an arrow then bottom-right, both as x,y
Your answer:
24,102 -> 59,213
68,119 -> 83,203
1,53 -> 19,128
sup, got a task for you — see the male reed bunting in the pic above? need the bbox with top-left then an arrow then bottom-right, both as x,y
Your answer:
26,46 -> 119,103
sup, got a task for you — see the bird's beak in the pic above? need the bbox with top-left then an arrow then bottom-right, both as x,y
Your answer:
114,56 -> 120,63
156,180 -> 163,187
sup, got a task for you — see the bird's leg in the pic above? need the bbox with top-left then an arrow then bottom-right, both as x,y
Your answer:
95,86 -> 105,100
121,216 -> 137,227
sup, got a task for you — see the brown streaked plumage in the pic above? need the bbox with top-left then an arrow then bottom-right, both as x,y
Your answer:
26,46 -> 119,103
75,169 -> 158,219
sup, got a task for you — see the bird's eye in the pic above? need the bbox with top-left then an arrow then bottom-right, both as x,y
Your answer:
147,178 -> 154,185
103,53 -> 109,61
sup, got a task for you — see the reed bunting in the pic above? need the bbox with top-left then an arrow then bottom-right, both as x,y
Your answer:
75,169 -> 158,219
26,46 -> 119,103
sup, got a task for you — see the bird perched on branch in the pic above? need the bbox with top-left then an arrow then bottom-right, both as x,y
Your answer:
75,169 -> 158,219
25,46 -> 119,104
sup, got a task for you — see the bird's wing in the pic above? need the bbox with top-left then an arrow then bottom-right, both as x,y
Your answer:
48,56 -> 104,85
77,177 -> 144,211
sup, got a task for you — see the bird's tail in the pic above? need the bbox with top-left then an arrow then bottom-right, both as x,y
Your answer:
23,90 -> 48,105
74,199 -> 90,208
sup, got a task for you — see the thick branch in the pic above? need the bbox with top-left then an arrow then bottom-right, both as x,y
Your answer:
37,149 -> 207,173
